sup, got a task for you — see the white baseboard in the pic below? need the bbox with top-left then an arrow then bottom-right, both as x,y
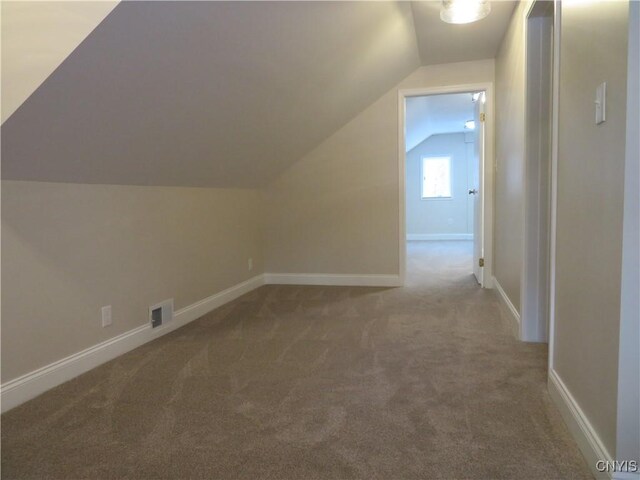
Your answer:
0,274 -> 266,413
548,368 -> 619,480
492,276 -> 520,339
407,233 -> 473,241
264,273 -> 401,287
174,274 -> 265,325
1,271 -> 403,412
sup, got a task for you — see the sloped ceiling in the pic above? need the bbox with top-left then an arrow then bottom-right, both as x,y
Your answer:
1,1 -> 420,187
406,93 -> 476,152
1,1 -> 119,123
1,1 -> 515,188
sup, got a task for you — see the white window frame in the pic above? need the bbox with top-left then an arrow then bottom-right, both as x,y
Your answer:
421,156 -> 453,200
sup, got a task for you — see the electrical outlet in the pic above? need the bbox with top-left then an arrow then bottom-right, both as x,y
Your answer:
248,258 -> 253,271
101,305 -> 112,327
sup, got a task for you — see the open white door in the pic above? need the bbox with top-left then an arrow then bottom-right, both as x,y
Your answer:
471,93 -> 485,285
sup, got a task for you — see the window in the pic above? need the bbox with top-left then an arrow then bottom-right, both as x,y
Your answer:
422,156 -> 452,198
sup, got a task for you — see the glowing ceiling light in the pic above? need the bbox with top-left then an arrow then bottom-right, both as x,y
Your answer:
440,0 -> 491,25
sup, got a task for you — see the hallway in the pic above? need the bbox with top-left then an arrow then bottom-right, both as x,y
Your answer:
1,243 -> 591,479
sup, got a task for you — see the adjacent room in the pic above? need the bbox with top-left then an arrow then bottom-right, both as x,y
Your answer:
405,92 -> 480,285
1,1 -> 638,479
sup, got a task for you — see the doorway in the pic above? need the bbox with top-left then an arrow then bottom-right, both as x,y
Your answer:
521,0 -> 555,343
398,83 -> 494,288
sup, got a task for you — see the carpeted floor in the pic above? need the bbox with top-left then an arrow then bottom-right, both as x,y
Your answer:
1,241 -> 592,479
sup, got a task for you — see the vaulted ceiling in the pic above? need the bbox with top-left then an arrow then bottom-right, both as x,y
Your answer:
1,1 -> 515,188
406,93 -> 477,152
0,1 -> 120,123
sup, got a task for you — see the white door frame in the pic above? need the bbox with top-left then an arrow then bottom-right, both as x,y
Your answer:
521,0 -> 556,343
398,83 -> 495,288
547,0 -> 561,371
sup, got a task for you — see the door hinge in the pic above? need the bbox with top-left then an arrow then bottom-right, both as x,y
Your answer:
479,258 -> 485,267
480,112 -> 486,122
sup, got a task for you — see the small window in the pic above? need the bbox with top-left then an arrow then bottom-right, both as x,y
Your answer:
422,156 -> 452,199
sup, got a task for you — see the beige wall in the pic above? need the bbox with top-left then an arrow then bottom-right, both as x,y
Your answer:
1,181 -> 264,382
494,1 -> 526,313
553,0 -> 629,457
264,60 -> 494,274
495,0 -> 630,459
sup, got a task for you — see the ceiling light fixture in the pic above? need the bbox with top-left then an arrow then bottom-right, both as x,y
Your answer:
440,0 -> 491,24
471,91 -> 486,104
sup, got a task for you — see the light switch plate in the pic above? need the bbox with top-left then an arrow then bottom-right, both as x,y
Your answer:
595,82 -> 606,125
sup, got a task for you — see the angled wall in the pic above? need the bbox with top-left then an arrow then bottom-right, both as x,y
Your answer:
1,1 -> 419,188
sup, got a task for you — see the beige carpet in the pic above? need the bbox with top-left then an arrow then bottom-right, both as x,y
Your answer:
1,241 -> 592,479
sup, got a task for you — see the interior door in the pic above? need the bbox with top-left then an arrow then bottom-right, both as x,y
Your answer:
471,92 -> 485,285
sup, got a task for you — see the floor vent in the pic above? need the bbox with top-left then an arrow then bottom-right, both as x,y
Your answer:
149,299 -> 173,328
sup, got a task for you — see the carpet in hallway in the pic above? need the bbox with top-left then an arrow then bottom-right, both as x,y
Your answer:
1,241 -> 592,479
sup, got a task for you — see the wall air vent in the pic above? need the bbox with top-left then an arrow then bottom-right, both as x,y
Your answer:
149,299 -> 173,328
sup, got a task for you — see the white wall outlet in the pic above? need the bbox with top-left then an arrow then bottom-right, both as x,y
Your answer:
248,258 -> 253,271
595,82 -> 606,125
101,305 -> 112,327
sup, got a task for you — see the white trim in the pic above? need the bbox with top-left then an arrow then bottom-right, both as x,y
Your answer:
407,233 -> 473,241
172,275 -> 264,324
0,270 -> 407,411
1,324 -> 149,414
615,0 -> 640,469
547,0 -> 561,370
548,368 -> 616,480
493,276 -> 520,338
264,273 -> 401,287
521,0 -> 555,344
398,91 -> 407,288
0,274 -> 266,413
398,83 -> 495,289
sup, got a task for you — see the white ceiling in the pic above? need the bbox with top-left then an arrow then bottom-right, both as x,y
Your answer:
411,1 -> 517,65
406,93 -> 477,152
1,1 -> 516,188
